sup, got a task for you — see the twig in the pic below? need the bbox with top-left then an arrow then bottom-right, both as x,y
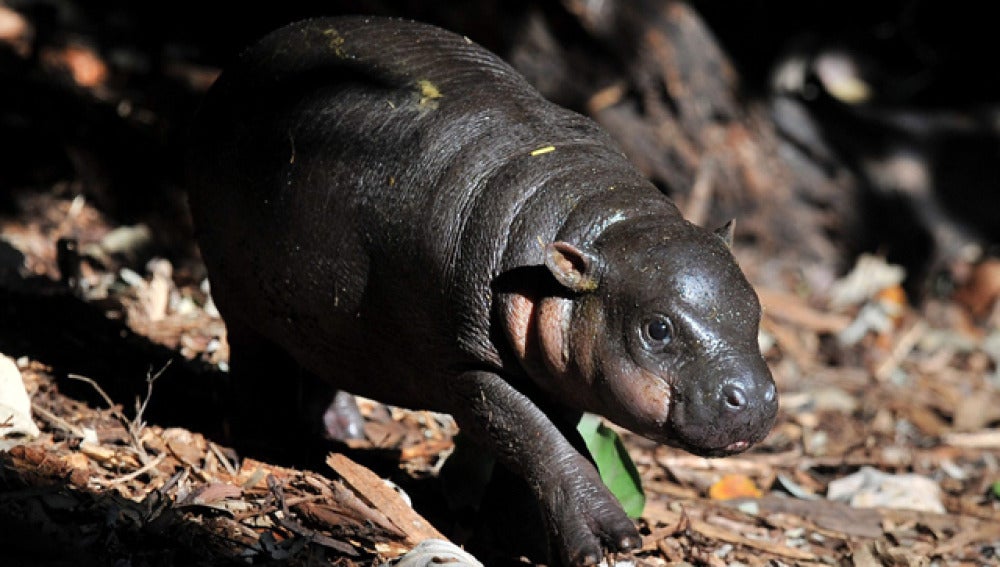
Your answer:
874,320 -> 927,381
69,372 -> 149,463
265,476 -> 359,557
142,468 -> 188,524
586,82 -> 626,113
273,511 -> 359,556
652,509 -> 818,562
683,158 -> 715,227
30,401 -> 88,439
67,373 -> 118,411
942,429 -> 1000,449
159,467 -> 188,495
280,494 -> 330,508
103,453 -> 168,485
69,360 -> 172,466
133,360 -> 172,434
208,441 -> 238,477
267,474 -> 287,515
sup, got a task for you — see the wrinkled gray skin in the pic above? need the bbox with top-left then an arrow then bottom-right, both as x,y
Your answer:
187,16 -> 778,566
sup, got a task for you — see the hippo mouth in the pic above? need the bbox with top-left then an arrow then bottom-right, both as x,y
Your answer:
666,406 -> 776,458
665,359 -> 779,457
680,437 -> 755,458
723,439 -> 750,453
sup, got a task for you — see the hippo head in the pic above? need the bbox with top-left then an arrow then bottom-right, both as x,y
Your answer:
536,216 -> 778,457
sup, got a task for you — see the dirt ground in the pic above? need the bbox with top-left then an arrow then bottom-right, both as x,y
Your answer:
2,2 -> 1000,566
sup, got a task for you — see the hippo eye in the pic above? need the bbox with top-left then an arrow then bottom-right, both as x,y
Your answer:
643,316 -> 673,348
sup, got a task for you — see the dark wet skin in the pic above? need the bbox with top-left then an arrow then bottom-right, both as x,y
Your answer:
187,16 -> 778,566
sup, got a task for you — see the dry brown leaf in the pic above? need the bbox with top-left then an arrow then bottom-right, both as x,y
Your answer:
40,44 -> 109,88
952,394 -> 1000,432
61,451 -> 91,479
954,259 -> 1000,318
79,441 -> 140,468
0,5 -> 32,57
708,474 -> 763,500
164,435 -> 205,467
751,495 -> 882,539
188,482 -> 243,505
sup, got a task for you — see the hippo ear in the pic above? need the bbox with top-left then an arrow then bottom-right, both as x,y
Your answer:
714,219 -> 735,249
544,242 -> 600,293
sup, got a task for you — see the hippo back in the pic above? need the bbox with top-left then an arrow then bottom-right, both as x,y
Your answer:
187,17 -> 672,407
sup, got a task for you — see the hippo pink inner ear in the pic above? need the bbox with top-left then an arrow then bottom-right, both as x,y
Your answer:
714,219 -> 735,249
544,241 -> 599,293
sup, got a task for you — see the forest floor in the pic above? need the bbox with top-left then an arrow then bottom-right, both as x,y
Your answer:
2,2 -> 1000,566
2,174 -> 999,567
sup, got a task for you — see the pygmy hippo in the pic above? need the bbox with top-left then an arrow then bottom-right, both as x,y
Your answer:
187,16 -> 778,566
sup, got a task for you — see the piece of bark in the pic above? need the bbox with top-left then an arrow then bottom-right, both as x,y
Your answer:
326,452 -> 445,546
744,495 -> 883,539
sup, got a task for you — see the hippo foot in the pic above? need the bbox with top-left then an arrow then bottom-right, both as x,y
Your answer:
548,462 -> 641,566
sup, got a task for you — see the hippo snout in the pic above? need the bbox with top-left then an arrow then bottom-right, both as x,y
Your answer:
670,356 -> 778,456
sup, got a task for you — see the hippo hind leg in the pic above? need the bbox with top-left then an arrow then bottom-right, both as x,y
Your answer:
224,320 -> 344,465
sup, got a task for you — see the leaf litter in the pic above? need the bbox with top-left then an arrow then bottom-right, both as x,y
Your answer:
2,176 -> 999,567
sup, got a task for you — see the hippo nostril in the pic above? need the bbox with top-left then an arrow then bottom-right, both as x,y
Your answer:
722,384 -> 747,411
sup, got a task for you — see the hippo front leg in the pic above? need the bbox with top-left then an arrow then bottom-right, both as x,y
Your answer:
450,370 -> 641,566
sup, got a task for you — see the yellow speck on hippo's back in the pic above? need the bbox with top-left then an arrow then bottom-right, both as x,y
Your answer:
322,28 -> 346,57
417,80 -> 442,108
530,146 -> 556,157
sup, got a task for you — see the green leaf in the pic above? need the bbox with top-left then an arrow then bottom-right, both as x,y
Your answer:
577,413 -> 646,518
992,480 -> 1000,500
